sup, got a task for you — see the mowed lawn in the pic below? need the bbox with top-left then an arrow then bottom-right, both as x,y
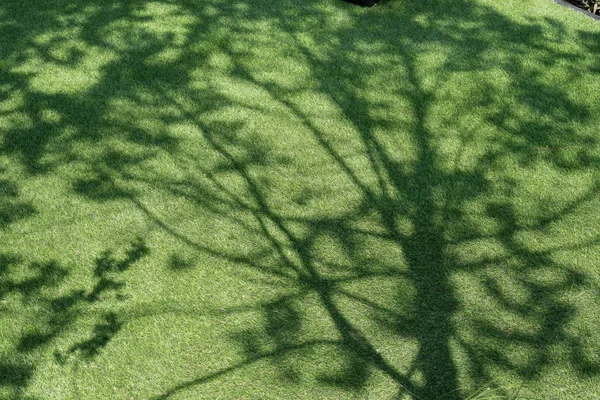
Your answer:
1,0 -> 600,398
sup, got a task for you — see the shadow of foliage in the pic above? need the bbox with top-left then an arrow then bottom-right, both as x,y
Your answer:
0,176 -> 36,229
63,312 -> 123,360
1,0 -> 599,398
13,239 -> 149,372
0,255 -> 68,303
0,360 -> 34,400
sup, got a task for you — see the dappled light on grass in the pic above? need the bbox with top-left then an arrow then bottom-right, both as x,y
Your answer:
1,0 -> 600,399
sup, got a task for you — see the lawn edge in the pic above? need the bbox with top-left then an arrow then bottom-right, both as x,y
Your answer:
552,0 -> 600,20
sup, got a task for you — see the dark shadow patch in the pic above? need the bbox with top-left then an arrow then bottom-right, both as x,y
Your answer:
342,0 -> 380,7
0,178 -> 36,229
168,253 -> 195,271
16,333 -> 56,353
72,174 -> 133,202
0,201 -> 36,229
0,259 -> 68,303
88,237 -> 149,301
65,312 -> 123,359
0,361 -> 33,391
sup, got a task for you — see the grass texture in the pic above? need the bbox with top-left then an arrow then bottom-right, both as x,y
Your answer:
1,0 -> 600,398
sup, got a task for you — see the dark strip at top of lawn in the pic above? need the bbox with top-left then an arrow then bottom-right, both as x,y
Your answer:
554,0 -> 600,20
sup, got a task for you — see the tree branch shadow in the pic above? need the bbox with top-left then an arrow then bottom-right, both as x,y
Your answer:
1,0 -> 600,398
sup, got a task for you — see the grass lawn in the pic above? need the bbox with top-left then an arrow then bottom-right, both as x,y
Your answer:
1,0 -> 600,398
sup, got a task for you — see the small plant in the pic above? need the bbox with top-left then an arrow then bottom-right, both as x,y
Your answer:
567,0 -> 600,14
584,0 -> 599,14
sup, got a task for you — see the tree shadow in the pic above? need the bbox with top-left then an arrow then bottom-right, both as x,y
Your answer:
0,255 -> 68,303
0,173 -> 36,229
1,0 -> 600,398
8,237 -> 149,388
140,1 -> 599,398
0,361 -> 35,400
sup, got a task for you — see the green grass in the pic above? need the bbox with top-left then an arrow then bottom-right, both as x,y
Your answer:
1,0 -> 600,398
